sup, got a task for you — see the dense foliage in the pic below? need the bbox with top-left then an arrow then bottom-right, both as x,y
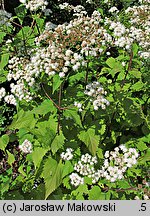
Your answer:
0,0 -> 149,200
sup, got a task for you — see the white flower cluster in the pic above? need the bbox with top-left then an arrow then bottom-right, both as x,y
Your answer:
69,173 -> 84,187
103,0 -> 150,58
19,139 -> 32,154
19,0 -> 48,11
109,6 -> 119,14
4,11 -> 112,105
0,87 -> 6,101
86,0 -> 93,4
125,1 -> 150,58
4,94 -> 17,106
61,148 -> 74,160
68,145 -> 139,187
0,10 -> 12,27
73,5 -> 87,17
6,56 -> 34,103
135,194 -> 149,200
101,145 -> 139,182
74,102 -> 83,112
70,153 -> 98,186
84,81 -> 110,110
59,3 -> 87,17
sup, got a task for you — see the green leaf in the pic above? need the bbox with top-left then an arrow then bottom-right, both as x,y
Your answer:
53,74 -> 63,93
0,32 -> 6,43
32,99 -> 56,115
62,161 -> 74,178
43,157 -> 57,180
138,149 -> 150,163
31,147 -> 48,168
32,117 -> 57,148
63,176 -> 71,189
43,158 -> 64,199
132,43 -> 138,57
71,184 -> 89,197
99,124 -> 106,135
136,141 -> 148,151
117,180 -> 130,189
106,57 -> 116,68
69,72 -> 84,84
33,16 -> 45,31
97,148 -> 103,159
78,128 -> 100,155
131,81 -> 144,91
7,151 -> 15,166
18,165 -> 27,177
51,133 -> 65,155
0,134 -> 9,151
0,53 -> 9,69
88,186 -> 102,200
8,110 -> 37,130
129,70 -> 141,78
64,109 -> 82,127
14,5 -> 27,24
0,69 -> 8,83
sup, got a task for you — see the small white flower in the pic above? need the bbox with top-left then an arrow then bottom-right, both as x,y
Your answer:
19,139 -> 32,154
59,72 -> 65,78
143,195 -> 149,200
60,148 -> 73,161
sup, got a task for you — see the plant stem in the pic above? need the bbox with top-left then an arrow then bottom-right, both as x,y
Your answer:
85,60 -> 89,88
57,84 -> 62,135
41,84 -> 60,109
121,51 -> 133,88
21,28 -> 28,57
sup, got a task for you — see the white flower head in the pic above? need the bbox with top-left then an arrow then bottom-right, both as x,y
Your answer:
19,139 -> 32,154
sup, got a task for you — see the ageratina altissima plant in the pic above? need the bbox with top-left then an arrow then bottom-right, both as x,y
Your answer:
61,145 -> 139,186
2,10 -> 112,105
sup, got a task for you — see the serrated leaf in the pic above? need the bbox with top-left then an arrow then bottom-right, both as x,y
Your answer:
78,128 -> 100,155
106,57 -> 116,68
71,184 -> 89,197
51,133 -> 65,155
132,43 -> 138,56
8,110 -> 37,130
43,159 -> 64,199
138,149 -> 150,163
88,186 -> 101,200
69,72 -> 84,84
63,176 -> 71,189
14,5 -> 27,24
0,134 -> 9,151
99,124 -> 106,135
0,32 -> 6,43
64,109 -> 82,127
0,53 -> 9,69
32,99 -> 56,115
97,148 -> 103,159
31,147 -> 48,168
117,180 -> 130,189
129,70 -> 141,78
18,165 -> 27,177
136,141 -> 148,151
53,74 -> 63,93
131,81 -> 144,91
62,161 -> 74,178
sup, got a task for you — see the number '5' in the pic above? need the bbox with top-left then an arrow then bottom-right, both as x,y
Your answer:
141,203 -> 146,211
